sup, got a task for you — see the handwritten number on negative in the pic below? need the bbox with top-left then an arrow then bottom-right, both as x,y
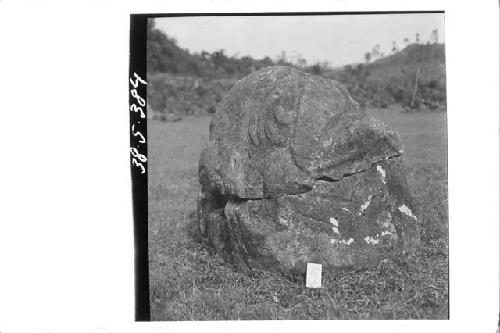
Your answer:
129,72 -> 147,88
130,148 -> 147,174
131,124 -> 146,143
130,89 -> 146,107
130,147 -> 147,163
129,73 -> 147,174
131,158 -> 145,174
130,104 -> 145,118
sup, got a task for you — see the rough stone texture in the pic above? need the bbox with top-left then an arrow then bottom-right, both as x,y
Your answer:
198,66 -> 420,274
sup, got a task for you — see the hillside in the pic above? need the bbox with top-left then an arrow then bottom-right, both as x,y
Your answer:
371,43 -> 445,68
147,19 -> 447,116
328,44 -> 446,111
147,19 -> 276,79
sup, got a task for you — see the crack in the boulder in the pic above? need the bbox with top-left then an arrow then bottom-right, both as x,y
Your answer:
314,153 -> 401,182
209,154 -> 402,206
313,175 -> 337,182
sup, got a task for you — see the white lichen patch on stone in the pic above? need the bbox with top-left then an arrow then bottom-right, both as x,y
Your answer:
329,217 -> 340,234
364,236 -> 380,245
341,238 -> 354,245
398,204 -> 417,221
330,238 -> 354,246
359,195 -> 372,215
376,165 -> 386,184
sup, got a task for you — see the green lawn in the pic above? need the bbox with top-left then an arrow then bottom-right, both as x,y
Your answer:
148,107 -> 448,320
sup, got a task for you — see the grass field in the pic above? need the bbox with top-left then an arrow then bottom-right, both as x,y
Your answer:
147,106 -> 448,320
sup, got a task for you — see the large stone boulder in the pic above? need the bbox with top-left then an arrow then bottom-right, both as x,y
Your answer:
198,66 -> 420,275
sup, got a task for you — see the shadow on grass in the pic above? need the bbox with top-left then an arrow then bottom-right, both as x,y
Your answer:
184,209 -> 202,244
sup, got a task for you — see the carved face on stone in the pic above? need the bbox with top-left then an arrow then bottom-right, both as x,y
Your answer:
198,66 -> 419,274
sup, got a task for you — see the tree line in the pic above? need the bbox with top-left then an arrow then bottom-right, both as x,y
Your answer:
146,19 -> 333,79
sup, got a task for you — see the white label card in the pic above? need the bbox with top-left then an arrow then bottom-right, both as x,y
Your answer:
306,263 -> 322,288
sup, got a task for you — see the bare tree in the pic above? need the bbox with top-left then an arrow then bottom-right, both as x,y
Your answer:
371,44 -> 381,60
430,29 -> 439,44
391,41 -> 399,53
410,45 -> 425,109
410,65 -> 420,108
364,51 -> 371,64
276,51 -> 287,65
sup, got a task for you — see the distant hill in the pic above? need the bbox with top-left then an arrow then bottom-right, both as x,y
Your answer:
328,44 -> 446,111
147,19 -> 446,116
147,20 -> 199,75
371,43 -> 445,68
147,19 -> 276,78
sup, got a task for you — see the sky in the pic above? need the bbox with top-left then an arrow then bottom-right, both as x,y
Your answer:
155,13 -> 445,68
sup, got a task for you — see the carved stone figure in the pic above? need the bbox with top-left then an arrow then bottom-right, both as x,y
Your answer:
198,66 -> 420,275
